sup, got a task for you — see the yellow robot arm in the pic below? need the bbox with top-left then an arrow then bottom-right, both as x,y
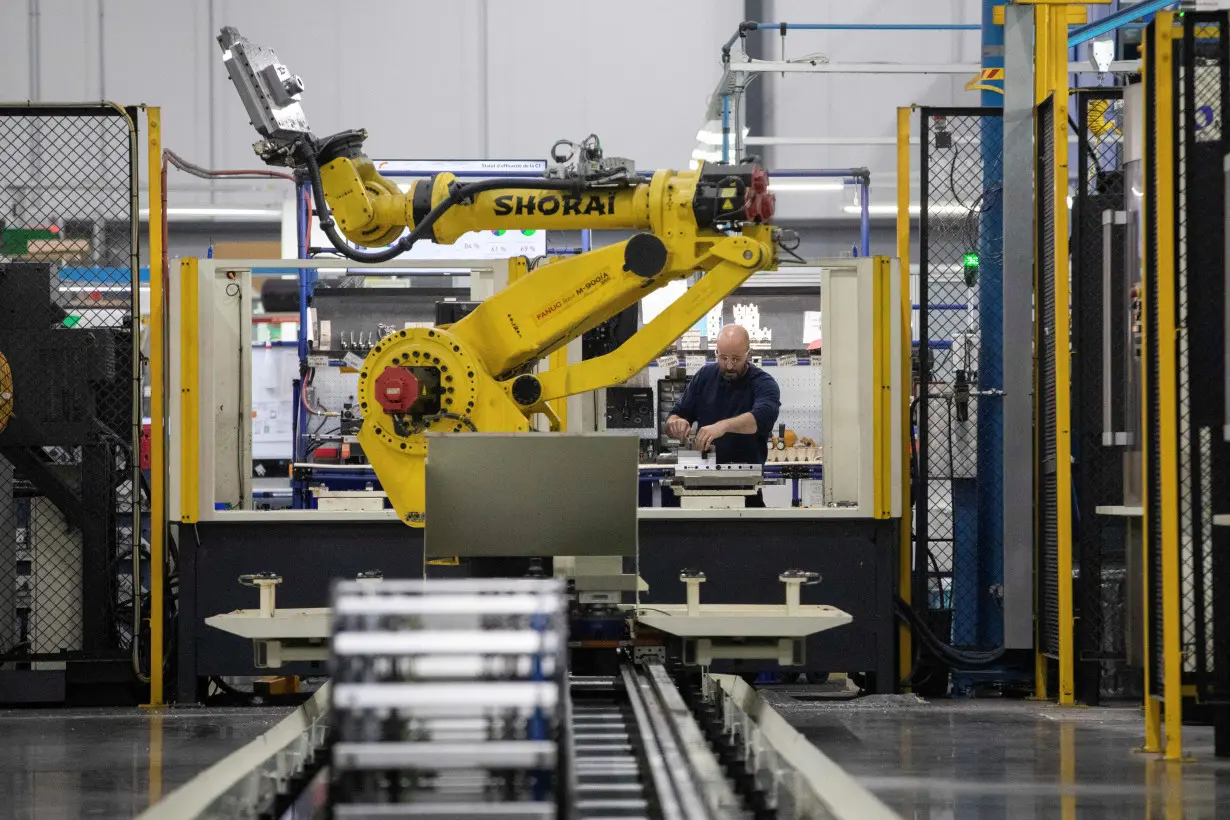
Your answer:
315,140 -> 653,249
217,27 -> 779,525
321,148 -> 779,525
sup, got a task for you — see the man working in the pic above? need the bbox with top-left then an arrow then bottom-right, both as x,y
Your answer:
665,324 -> 781,506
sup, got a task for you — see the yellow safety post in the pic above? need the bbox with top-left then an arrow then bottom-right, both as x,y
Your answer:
1034,5 -> 1051,106
1152,12 -> 1183,761
896,107 -> 913,686
871,257 -> 893,520
180,258 -> 199,524
145,107 -> 165,705
1049,3 -> 1077,708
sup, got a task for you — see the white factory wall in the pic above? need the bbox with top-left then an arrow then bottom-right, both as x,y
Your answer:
761,0 -> 984,218
1,0 -> 993,223
0,0 -> 743,210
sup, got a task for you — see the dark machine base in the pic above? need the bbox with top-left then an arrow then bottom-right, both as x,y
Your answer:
638,517 -> 898,692
0,660 -> 140,706
175,516 -> 899,702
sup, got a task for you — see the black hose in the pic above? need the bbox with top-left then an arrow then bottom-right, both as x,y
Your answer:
303,148 -> 593,264
895,595 -> 1006,668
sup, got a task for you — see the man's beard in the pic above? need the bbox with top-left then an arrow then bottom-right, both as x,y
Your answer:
721,370 -> 739,382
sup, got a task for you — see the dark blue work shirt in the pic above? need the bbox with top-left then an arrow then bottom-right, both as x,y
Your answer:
670,363 -> 781,465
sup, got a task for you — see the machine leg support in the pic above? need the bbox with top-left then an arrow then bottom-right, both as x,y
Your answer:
1215,705 -> 1230,759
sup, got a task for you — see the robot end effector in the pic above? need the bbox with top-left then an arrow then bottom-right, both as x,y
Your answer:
217,26 -> 314,163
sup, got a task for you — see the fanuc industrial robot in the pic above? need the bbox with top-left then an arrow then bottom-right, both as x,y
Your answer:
219,27 -> 781,525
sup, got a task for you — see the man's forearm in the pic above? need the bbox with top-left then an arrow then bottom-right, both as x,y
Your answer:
721,412 -> 758,435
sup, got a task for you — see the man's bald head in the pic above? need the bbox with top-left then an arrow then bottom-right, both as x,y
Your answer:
715,324 -> 752,380
716,324 -> 750,349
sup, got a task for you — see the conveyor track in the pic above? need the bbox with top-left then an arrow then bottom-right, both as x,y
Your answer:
570,687 -> 651,819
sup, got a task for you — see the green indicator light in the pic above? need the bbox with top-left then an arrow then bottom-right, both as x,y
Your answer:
962,251 -> 980,287
62,315 -> 82,327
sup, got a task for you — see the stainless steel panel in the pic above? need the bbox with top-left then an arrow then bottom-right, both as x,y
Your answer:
1001,3 -> 1037,648
424,433 -> 638,557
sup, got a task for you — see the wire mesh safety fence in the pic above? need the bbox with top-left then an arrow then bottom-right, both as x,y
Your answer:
0,105 -> 142,667
915,108 -> 1004,653
1070,89 -> 1131,702
1036,96 -> 1061,661
1143,21 -> 1169,702
1175,14 -> 1230,703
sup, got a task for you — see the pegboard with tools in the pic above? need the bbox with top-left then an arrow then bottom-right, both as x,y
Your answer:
604,386 -> 656,437
304,365 -> 362,438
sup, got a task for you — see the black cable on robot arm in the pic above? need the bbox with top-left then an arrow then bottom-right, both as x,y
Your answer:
303,148 -> 591,264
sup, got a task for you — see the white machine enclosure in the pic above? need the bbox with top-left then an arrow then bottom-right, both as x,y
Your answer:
167,257 -> 511,521
171,256 -> 904,523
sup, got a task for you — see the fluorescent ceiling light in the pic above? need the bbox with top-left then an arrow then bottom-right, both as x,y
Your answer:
695,126 -> 749,146
139,207 -> 282,221
58,285 -> 130,292
843,203 -> 974,216
844,204 -> 919,215
769,181 -> 844,192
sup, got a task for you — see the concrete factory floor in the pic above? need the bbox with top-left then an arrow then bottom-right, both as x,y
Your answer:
773,690 -> 1230,819
1,694 -> 1228,818
0,705 -> 291,818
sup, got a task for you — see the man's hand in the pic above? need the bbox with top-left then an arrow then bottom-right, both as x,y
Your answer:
695,420 -> 729,452
666,416 -> 692,441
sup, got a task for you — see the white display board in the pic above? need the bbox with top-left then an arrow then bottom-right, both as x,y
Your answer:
251,345 -> 299,461
285,159 -> 549,261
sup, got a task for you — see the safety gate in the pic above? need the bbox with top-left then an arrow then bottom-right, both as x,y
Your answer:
1171,13 -> 1230,708
0,104 -> 144,698
1141,11 -> 1230,759
914,107 -> 1005,658
1070,88 -> 1131,704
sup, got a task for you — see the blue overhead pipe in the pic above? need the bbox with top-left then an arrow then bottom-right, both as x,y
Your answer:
1067,0 -> 1176,47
